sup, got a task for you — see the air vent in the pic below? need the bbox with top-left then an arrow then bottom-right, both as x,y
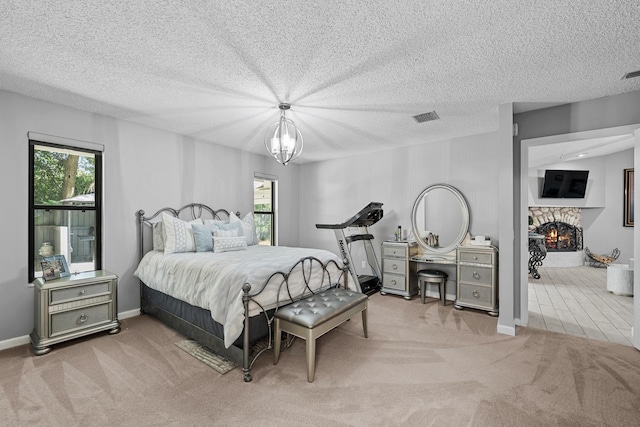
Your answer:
621,70 -> 640,80
413,110 -> 440,123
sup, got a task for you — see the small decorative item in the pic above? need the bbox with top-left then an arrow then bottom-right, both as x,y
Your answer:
623,168 -> 634,227
41,260 -> 60,281
38,242 -> 54,257
425,232 -> 439,247
42,255 -> 70,279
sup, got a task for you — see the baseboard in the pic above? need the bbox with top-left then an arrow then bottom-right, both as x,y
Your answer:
497,323 -> 516,336
0,335 -> 31,351
0,308 -> 141,351
119,308 -> 140,320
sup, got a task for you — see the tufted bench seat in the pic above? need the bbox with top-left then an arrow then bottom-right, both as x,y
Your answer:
273,287 -> 368,382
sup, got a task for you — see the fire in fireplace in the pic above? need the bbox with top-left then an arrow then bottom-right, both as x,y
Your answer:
536,221 -> 583,252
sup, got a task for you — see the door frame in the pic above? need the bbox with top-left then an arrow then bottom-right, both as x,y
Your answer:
518,124 -> 639,350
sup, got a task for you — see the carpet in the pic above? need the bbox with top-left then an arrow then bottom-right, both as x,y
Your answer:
175,340 -> 237,374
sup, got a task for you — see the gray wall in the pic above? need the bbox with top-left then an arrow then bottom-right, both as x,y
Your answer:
299,130 -> 502,298
0,90 -> 301,343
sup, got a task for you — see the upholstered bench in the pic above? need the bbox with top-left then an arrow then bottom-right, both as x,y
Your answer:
273,287 -> 368,382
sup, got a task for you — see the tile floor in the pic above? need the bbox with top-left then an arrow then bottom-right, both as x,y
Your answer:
528,266 -> 634,346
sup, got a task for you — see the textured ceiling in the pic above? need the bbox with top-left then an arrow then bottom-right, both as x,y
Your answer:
1,1 -> 639,163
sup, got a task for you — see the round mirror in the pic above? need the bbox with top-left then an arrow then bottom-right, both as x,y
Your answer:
411,184 -> 470,255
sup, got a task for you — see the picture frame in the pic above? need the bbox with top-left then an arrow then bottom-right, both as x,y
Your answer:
41,255 -> 70,280
41,260 -> 60,281
623,168 -> 634,227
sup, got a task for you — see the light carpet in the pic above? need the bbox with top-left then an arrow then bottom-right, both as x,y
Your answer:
1,293 -> 639,426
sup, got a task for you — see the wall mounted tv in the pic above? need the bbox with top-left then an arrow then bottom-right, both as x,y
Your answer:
541,170 -> 589,198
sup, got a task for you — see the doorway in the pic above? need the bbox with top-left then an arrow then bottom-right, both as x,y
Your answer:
519,124 -> 639,348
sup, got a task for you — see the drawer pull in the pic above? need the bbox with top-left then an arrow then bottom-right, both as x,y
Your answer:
392,264 -> 398,270
472,290 -> 480,298
391,280 -> 397,286
473,256 -> 478,260
79,290 -> 86,295
77,313 -> 88,324
473,272 -> 480,280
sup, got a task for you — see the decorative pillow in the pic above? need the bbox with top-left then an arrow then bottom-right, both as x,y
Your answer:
191,223 -> 218,252
213,236 -> 247,253
211,221 -> 244,238
213,228 -> 240,238
152,222 -> 165,251
203,218 -> 229,226
229,212 -> 259,246
162,213 -> 202,254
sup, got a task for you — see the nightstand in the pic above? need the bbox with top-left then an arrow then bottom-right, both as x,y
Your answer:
30,270 -> 120,355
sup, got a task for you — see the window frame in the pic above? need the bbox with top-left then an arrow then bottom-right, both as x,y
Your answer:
253,174 -> 277,246
28,138 -> 103,282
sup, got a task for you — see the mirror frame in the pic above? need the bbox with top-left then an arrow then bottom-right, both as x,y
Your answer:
411,183 -> 470,255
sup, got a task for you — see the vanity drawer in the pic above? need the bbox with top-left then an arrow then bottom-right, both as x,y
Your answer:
50,282 -> 111,304
50,303 -> 111,337
459,266 -> 492,286
382,245 -> 406,258
458,251 -> 493,265
457,283 -> 492,306
382,273 -> 405,291
383,259 -> 406,274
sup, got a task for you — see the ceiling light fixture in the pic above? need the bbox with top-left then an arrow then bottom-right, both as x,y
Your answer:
264,103 -> 303,165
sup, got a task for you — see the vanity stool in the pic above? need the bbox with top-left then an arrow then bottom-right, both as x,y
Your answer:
417,269 -> 448,305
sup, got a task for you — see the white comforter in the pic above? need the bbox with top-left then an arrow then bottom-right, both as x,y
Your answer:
134,245 -> 342,348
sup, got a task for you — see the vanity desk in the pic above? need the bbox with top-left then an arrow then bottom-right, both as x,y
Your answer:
454,245 -> 499,316
409,247 -> 498,314
380,241 -> 419,299
399,183 -> 499,314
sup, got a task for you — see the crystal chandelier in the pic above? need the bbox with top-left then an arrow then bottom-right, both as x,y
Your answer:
264,103 -> 303,165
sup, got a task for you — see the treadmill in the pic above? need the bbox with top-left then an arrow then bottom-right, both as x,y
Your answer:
316,202 -> 383,295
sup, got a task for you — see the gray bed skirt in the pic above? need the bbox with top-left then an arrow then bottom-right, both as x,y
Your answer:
140,283 -> 271,360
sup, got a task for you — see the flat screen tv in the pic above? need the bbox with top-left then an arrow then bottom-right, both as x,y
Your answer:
541,170 -> 589,198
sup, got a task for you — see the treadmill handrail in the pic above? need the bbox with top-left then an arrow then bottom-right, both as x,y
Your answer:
345,234 -> 374,244
316,202 -> 383,229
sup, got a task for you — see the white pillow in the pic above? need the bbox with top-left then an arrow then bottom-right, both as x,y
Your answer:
213,228 -> 240,238
203,218 -> 229,226
229,212 -> 259,246
162,213 -> 202,254
152,222 -> 165,251
213,236 -> 247,252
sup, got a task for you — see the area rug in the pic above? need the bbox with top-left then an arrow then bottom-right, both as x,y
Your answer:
175,340 -> 237,374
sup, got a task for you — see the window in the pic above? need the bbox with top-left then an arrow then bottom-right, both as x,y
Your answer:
28,135 -> 103,282
253,175 -> 277,245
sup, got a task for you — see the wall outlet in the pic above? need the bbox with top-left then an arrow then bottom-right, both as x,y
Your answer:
361,261 -> 367,269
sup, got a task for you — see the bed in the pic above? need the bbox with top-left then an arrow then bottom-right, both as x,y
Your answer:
134,203 -> 348,382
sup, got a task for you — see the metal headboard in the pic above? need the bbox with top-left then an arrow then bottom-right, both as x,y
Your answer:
136,203 -> 233,262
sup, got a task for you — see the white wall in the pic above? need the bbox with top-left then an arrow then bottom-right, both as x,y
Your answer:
580,149 -> 635,260
298,131 -> 501,297
0,90 -> 300,342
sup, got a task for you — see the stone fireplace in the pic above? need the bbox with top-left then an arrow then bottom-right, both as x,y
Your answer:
529,207 -> 585,267
536,221 -> 583,252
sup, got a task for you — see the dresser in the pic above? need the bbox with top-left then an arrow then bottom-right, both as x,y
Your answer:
454,246 -> 499,316
30,270 -> 120,355
380,241 -> 419,299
